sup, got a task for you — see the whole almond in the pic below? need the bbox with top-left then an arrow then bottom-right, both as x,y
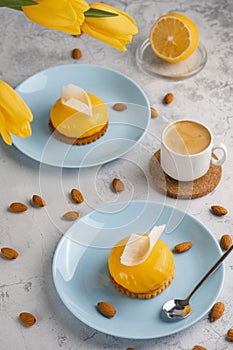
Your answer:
211,205 -> 228,216
63,211 -> 79,221
19,312 -> 36,326
174,241 -> 192,253
112,178 -> 125,192
72,48 -> 82,59
71,188 -> 84,203
150,107 -> 158,118
1,247 -> 19,260
97,301 -> 116,318
126,348 -> 135,350
164,93 -> 174,104
209,301 -> 225,322
193,346 -> 207,350
113,103 -> 127,111
220,234 -> 232,250
226,329 -> 233,341
9,202 -> 28,213
32,194 -> 46,207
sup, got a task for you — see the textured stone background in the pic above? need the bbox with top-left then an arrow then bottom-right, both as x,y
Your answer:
0,1 -> 233,349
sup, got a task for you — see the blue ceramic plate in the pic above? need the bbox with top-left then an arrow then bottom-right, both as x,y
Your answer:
12,64 -> 150,168
52,201 -> 224,339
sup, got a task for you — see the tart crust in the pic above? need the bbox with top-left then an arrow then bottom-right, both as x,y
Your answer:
49,120 -> 108,145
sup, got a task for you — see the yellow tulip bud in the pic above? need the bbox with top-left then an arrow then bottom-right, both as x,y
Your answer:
81,2 -> 138,50
22,0 -> 89,35
0,81 -> 33,145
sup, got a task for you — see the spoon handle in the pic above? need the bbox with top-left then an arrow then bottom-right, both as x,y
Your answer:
186,244 -> 233,301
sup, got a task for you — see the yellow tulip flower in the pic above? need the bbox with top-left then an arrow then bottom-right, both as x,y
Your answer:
22,0 -> 89,35
0,81 -> 33,145
81,2 -> 138,51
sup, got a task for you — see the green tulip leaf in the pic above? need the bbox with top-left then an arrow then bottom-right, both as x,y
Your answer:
84,8 -> 119,18
0,0 -> 37,9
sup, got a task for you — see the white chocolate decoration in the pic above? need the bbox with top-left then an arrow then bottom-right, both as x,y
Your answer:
61,84 -> 92,117
120,225 -> 166,266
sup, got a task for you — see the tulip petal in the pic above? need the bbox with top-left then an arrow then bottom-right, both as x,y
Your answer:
0,81 -> 33,123
81,22 -> 128,50
0,81 -> 33,145
0,109 -> 12,145
22,0 -> 89,34
81,2 -> 138,50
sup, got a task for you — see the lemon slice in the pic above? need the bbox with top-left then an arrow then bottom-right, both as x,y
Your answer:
61,84 -> 92,117
120,225 -> 166,266
150,13 -> 199,63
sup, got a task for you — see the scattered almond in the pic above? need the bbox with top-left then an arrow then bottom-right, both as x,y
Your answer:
71,188 -> 84,203
209,301 -> 225,322
211,205 -> 228,216
220,234 -> 232,250
32,194 -> 46,207
163,92 -> 174,104
174,241 -> 192,253
19,312 -> 36,327
63,211 -> 79,221
9,202 -> 28,213
150,107 -> 158,118
226,328 -> 233,341
1,247 -> 19,260
193,346 -> 207,350
72,48 -> 82,59
112,178 -> 125,192
97,301 -> 116,318
113,103 -> 127,111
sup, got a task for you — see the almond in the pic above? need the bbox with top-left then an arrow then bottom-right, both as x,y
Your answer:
126,348 -> 135,350
71,188 -> 84,203
32,194 -> 46,207
97,301 -> 116,318
63,211 -> 79,221
1,247 -> 19,260
209,301 -> 225,322
226,329 -> 233,341
72,48 -> 82,59
193,346 -> 207,350
163,93 -> 174,104
150,107 -> 158,118
19,312 -> 36,326
220,234 -> 232,250
211,205 -> 228,216
174,241 -> 192,253
113,103 -> 127,111
9,202 -> 28,213
112,178 -> 125,192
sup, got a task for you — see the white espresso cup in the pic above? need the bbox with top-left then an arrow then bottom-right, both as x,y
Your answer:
160,119 -> 227,182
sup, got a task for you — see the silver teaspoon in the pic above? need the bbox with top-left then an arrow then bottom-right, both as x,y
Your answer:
162,244 -> 233,320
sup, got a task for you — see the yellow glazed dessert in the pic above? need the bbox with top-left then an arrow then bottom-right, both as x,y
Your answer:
49,84 -> 108,144
108,225 -> 175,299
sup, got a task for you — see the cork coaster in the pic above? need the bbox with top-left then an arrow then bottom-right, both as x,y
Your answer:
149,150 -> 222,199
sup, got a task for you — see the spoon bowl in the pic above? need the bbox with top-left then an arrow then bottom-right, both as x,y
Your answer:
162,299 -> 191,320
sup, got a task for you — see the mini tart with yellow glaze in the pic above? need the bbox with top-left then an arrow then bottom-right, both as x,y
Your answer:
108,235 -> 175,299
49,91 -> 108,145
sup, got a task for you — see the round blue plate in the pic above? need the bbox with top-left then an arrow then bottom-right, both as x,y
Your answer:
52,200 -> 224,339
12,64 -> 150,168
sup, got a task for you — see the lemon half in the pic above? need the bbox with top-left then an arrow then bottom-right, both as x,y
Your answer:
150,13 -> 199,63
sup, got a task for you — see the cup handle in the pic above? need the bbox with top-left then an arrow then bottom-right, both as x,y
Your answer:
211,143 -> 227,166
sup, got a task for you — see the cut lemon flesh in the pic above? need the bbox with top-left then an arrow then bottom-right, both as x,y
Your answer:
150,13 -> 199,63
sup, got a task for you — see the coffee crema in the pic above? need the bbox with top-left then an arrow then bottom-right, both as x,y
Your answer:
164,120 -> 211,155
